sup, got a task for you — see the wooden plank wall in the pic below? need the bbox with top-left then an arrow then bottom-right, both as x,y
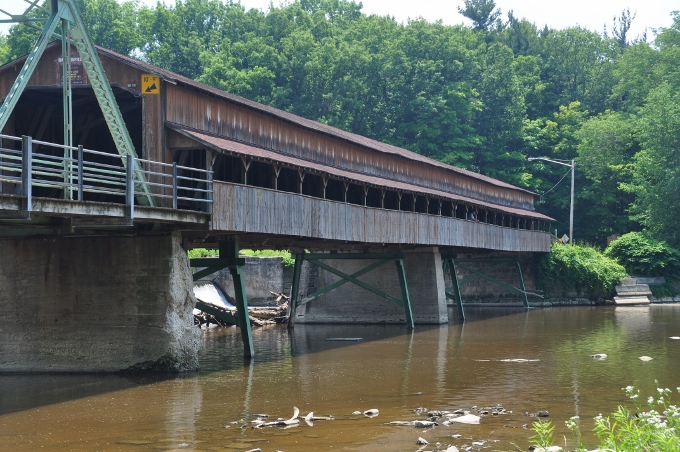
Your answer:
212,182 -> 552,252
165,85 -> 535,210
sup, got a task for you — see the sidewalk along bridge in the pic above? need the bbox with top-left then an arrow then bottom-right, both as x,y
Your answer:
0,0 -> 553,370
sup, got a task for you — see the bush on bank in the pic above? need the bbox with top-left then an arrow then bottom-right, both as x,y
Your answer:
186,248 -> 294,267
537,243 -> 627,299
530,385 -> 680,451
604,232 -> 680,280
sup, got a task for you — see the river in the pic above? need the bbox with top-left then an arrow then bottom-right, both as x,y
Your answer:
1,305 -> 679,451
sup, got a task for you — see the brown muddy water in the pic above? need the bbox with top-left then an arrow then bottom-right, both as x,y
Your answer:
2,305 -> 680,451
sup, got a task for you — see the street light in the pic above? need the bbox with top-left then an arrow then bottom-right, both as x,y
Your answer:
528,157 -> 575,245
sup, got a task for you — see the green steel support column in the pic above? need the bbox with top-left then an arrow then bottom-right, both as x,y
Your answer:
448,259 -> 466,321
61,20 -> 73,200
287,252 -> 304,329
220,239 -> 253,358
395,258 -> 414,330
230,265 -> 254,359
516,261 -> 530,308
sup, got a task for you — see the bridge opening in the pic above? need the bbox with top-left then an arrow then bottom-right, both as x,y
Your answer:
302,173 -> 324,198
346,183 -> 364,205
325,178 -> 345,202
427,198 -> 440,215
384,191 -> 399,210
214,154 -> 244,184
5,87 -> 143,201
366,187 -> 381,208
400,194 -> 413,211
248,160 -> 274,189
415,195 -> 427,214
277,166 -> 299,193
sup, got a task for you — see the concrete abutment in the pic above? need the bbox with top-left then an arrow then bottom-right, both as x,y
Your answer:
0,232 -> 199,372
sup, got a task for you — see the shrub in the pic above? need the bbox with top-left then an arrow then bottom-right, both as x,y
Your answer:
187,248 -> 218,259
240,249 -> 295,267
604,232 -> 680,279
538,243 -> 627,298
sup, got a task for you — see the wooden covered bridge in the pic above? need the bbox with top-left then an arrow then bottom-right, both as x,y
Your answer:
0,0 -> 552,370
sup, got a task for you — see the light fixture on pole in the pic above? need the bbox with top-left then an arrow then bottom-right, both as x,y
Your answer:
528,157 -> 575,245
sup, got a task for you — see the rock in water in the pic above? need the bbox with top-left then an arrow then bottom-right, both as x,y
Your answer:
448,414 -> 480,424
416,437 -> 429,445
363,409 -> 379,416
414,420 -> 437,428
591,353 -> 607,359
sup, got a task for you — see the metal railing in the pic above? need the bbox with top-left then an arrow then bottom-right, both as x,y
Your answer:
0,134 -> 213,218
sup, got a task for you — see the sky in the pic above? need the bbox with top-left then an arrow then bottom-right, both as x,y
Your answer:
1,0 -> 678,39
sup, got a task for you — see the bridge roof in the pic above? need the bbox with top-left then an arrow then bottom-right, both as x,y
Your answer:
95,47 -> 539,200
170,123 -> 552,221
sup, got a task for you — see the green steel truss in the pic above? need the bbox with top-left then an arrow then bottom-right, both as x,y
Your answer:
442,257 -> 539,320
287,252 -> 414,330
0,0 -> 153,206
190,240 -> 254,358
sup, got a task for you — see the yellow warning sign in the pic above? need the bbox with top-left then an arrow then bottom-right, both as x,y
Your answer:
141,74 -> 160,94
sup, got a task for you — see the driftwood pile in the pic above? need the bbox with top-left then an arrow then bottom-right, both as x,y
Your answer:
194,291 -> 290,328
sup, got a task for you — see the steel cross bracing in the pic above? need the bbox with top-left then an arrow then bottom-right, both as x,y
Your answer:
287,252 -> 415,330
0,0 -> 154,206
442,257 -> 544,320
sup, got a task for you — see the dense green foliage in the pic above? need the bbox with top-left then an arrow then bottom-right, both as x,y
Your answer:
3,0 -> 680,247
604,232 -> 680,279
538,243 -> 626,298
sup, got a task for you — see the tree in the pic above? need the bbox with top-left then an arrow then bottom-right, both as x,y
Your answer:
625,84 -> 680,247
576,111 -> 638,243
606,8 -> 636,50
457,0 -> 501,32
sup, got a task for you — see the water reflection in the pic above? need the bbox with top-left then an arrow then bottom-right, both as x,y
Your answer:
1,305 -> 679,451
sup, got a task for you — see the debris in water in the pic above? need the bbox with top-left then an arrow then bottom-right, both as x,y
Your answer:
498,358 -> 540,363
326,337 -> 363,341
639,356 -> 653,361
591,354 -> 607,359
670,336 -> 680,340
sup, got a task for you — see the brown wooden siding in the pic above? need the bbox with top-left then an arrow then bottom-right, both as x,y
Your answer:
165,85 -> 535,210
212,182 -> 552,252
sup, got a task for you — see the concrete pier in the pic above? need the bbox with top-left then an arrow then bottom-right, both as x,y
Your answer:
296,247 -> 448,325
0,233 -> 199,372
